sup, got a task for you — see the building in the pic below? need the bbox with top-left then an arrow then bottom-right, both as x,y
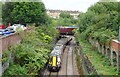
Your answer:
47,9 -> 80,19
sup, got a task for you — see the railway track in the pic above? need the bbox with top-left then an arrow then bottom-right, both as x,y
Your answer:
43,36 -> 79,77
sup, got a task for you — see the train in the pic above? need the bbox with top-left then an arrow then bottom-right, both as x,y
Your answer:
48,36 -> 72,71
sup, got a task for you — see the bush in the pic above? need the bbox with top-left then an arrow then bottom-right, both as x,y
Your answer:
78,2 -> 118,45
3,64 -> 28,75
3,25 -> 58,75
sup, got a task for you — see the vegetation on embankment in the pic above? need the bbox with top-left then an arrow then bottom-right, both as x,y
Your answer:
74,32 -> 118,75
2,26 -> 58,75
76,50 -> 85,75
1,1 -> 59,75
78,2 -> 119,46
75,2 -> 119,75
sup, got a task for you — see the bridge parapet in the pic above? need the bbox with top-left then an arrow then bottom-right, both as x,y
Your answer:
56,26 -> 78,35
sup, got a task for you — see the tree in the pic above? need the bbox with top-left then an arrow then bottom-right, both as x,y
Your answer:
0,2 -> 2,24
78,2 -> 118,44
2,2 -> 14,25
2,2 -> 46,25
59,12 -> 73,19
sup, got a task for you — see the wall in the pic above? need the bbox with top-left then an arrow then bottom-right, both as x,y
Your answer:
0,33 -> 22,52
0,27 -> 35,76
75,43 -> 98,75
89,38 -> 120,72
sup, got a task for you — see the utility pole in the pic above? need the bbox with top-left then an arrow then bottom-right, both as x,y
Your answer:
118,26 -> 120,42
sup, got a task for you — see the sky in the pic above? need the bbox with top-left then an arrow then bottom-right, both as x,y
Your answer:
0,0 -> 120,12
42,0 -> 120,12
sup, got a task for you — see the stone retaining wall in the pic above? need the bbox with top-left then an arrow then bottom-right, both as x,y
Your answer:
89,38 -> 120,72
76,44 -> 98,75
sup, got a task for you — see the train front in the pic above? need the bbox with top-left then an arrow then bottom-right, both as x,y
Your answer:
48,56 -> 61,71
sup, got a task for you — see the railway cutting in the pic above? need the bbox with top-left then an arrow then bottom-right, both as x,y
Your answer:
43,35 -> 79,76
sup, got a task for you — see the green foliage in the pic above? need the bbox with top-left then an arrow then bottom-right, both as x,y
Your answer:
2,2 -> 14,25
76,36 -> 118,75
36,26 -> 58,43
78,2 -> 119,45
78,11 -> 96,32
2,2 -> 46,25
0,2 -> 2,19
13,44 -> 50,74
49,12 -> 78,27
75,3 -> 119,74
2,50 -> 11,64
51,18 -> 78,27
59,12 -> 73,19
3,25 -> 58,75
3,64 -> 28,75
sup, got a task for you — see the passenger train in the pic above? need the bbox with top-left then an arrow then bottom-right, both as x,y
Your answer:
48,36 -> 72,71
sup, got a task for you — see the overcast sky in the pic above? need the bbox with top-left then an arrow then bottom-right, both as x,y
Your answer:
0,0 -> 119,12
42,0 -> 120,12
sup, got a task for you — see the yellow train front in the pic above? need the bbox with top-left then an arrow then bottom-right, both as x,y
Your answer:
48,56 -> 61,72
47,37 -> 72,72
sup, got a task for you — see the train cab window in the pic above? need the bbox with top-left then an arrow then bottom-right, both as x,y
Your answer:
54,46 -> 59,50
49,57 -> 52,62
57,57 -> 61,62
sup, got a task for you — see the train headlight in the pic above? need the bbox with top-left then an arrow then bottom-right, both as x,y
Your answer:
49,62 -> 52,64
57,62 -> 60,65
57,64 -> 61,67
48,64 -> 51,66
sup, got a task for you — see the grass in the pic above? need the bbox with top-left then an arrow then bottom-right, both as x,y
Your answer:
76,53 -> 85,75
78,38 -> 118,75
